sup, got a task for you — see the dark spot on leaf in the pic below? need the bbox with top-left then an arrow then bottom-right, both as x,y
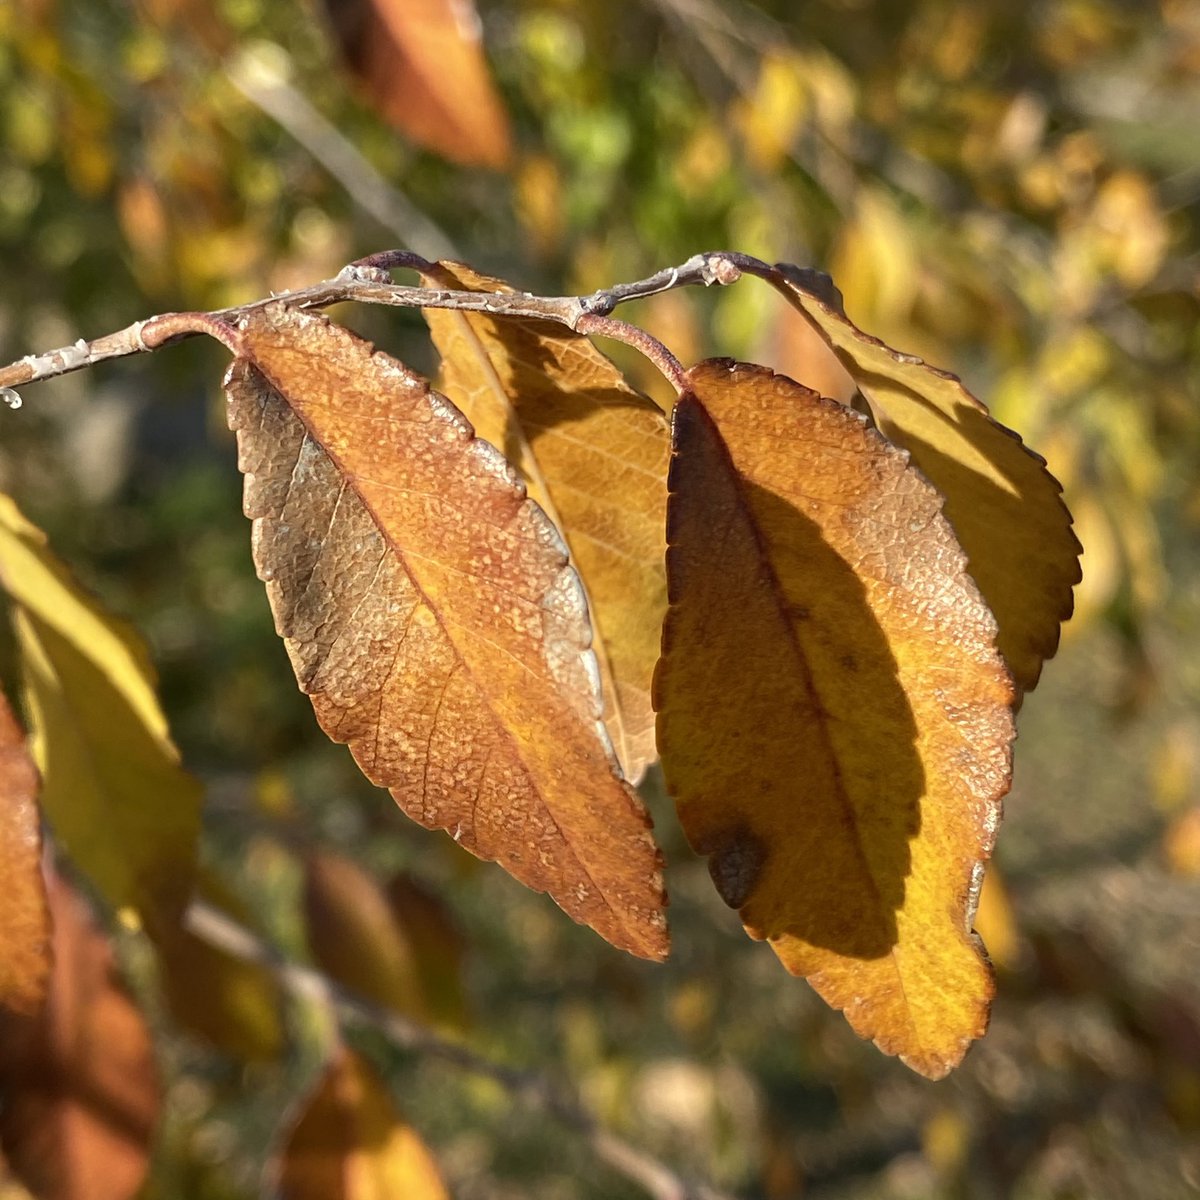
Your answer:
708,830 -> 767,910
840,653 -> 858,672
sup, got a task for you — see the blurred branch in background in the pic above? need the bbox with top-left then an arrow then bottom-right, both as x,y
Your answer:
186,899 -> 735,1200
224,43 -> 460,261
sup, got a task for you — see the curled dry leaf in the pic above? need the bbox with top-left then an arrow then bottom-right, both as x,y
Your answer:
321,0 -> 511,169
0,691 -> 48,1017
0,871 -> 159,1200
422,260 -> 670,781
655,360 -> 1015,1078
278,1044 -> 448,1200
770,265 -> 1080,694
0,494 -> 200,931
225,304 -> 667,961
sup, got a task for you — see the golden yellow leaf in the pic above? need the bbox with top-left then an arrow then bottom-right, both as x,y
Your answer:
1163,807 -> 1200,878
0,691 -> 48,1017
0,495 -> 201,929
655,360 -> 1015,1079
278,1045 -> 448,1200
422,261 -> 670,782
226,304 -> 667,961
321,0 -> 511,169
770,266 -> 1080,694
0,871 -> 159,1200
731,50 -> 810,172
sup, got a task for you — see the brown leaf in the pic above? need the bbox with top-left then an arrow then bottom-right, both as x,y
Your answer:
278,1044 -> 449,1200
304,851 -> 466,1030
423,260 -> 670,781
321,0 -> 511,169
0,691 -> 48,1017
655,360 -> 1015,1078
770,266 -> 1080,694
0,871 -> 159,1199
385,874 -> 469,1031
225,304 -> 667,961
158,866 -> 285,1061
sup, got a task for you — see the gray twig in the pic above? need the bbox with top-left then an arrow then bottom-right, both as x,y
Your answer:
185,899 -> 737,1200
0,250 -> 778,399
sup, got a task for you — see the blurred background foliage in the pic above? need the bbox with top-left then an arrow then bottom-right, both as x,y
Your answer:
1,0 -> 1199,1195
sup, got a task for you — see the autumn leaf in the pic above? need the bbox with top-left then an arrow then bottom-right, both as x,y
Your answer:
158,866 -> 285,1061
654,360 -> 1015,1079
769,265 -> 1081,694
304,851 -> 467,1030
0,690 -> 48,1017
422,260 -> 670,781
225,303 -> 667,961
320,0 -> 511,169
0,870 -> 159,1200
0,495 -> 201,931
384,874 -> 469,1031
277,1044 -> 448,1200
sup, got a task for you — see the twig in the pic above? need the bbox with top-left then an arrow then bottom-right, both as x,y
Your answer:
0,251 -> 772,399
575,314 -> 689,394
185,900 -> 737,1200
225,45 -> 460,261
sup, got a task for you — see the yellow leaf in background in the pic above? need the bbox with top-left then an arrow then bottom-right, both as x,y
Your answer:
1063,493 -> 1120,633
1094,171 -> 1166,285
0,691 -> 48,1017
158,866 -> 285,1061
656,361 -> 1015,1079
922,1107 -> 970,1178
1163,808 -> 1200,878
1152,721 -> 1198,814
0,494 -> 201,930
320,0 -> 511,169
828,189 -> 921,330
771,267 -> 1081,695
422,261 -> 670,782
731,50 -> 809,173
514,153 -> 564,259
278,1045 -> 449,1200
672,118 -> 732,200
60,94 -> 114,198
972,867 -> 1021,973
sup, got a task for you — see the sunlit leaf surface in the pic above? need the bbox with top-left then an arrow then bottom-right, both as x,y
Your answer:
656,359 -> 1015,1078
423,260 -> 669,781
0,495 -> 200,930
226,305 -> 667,960
772,267 -> 1081,694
